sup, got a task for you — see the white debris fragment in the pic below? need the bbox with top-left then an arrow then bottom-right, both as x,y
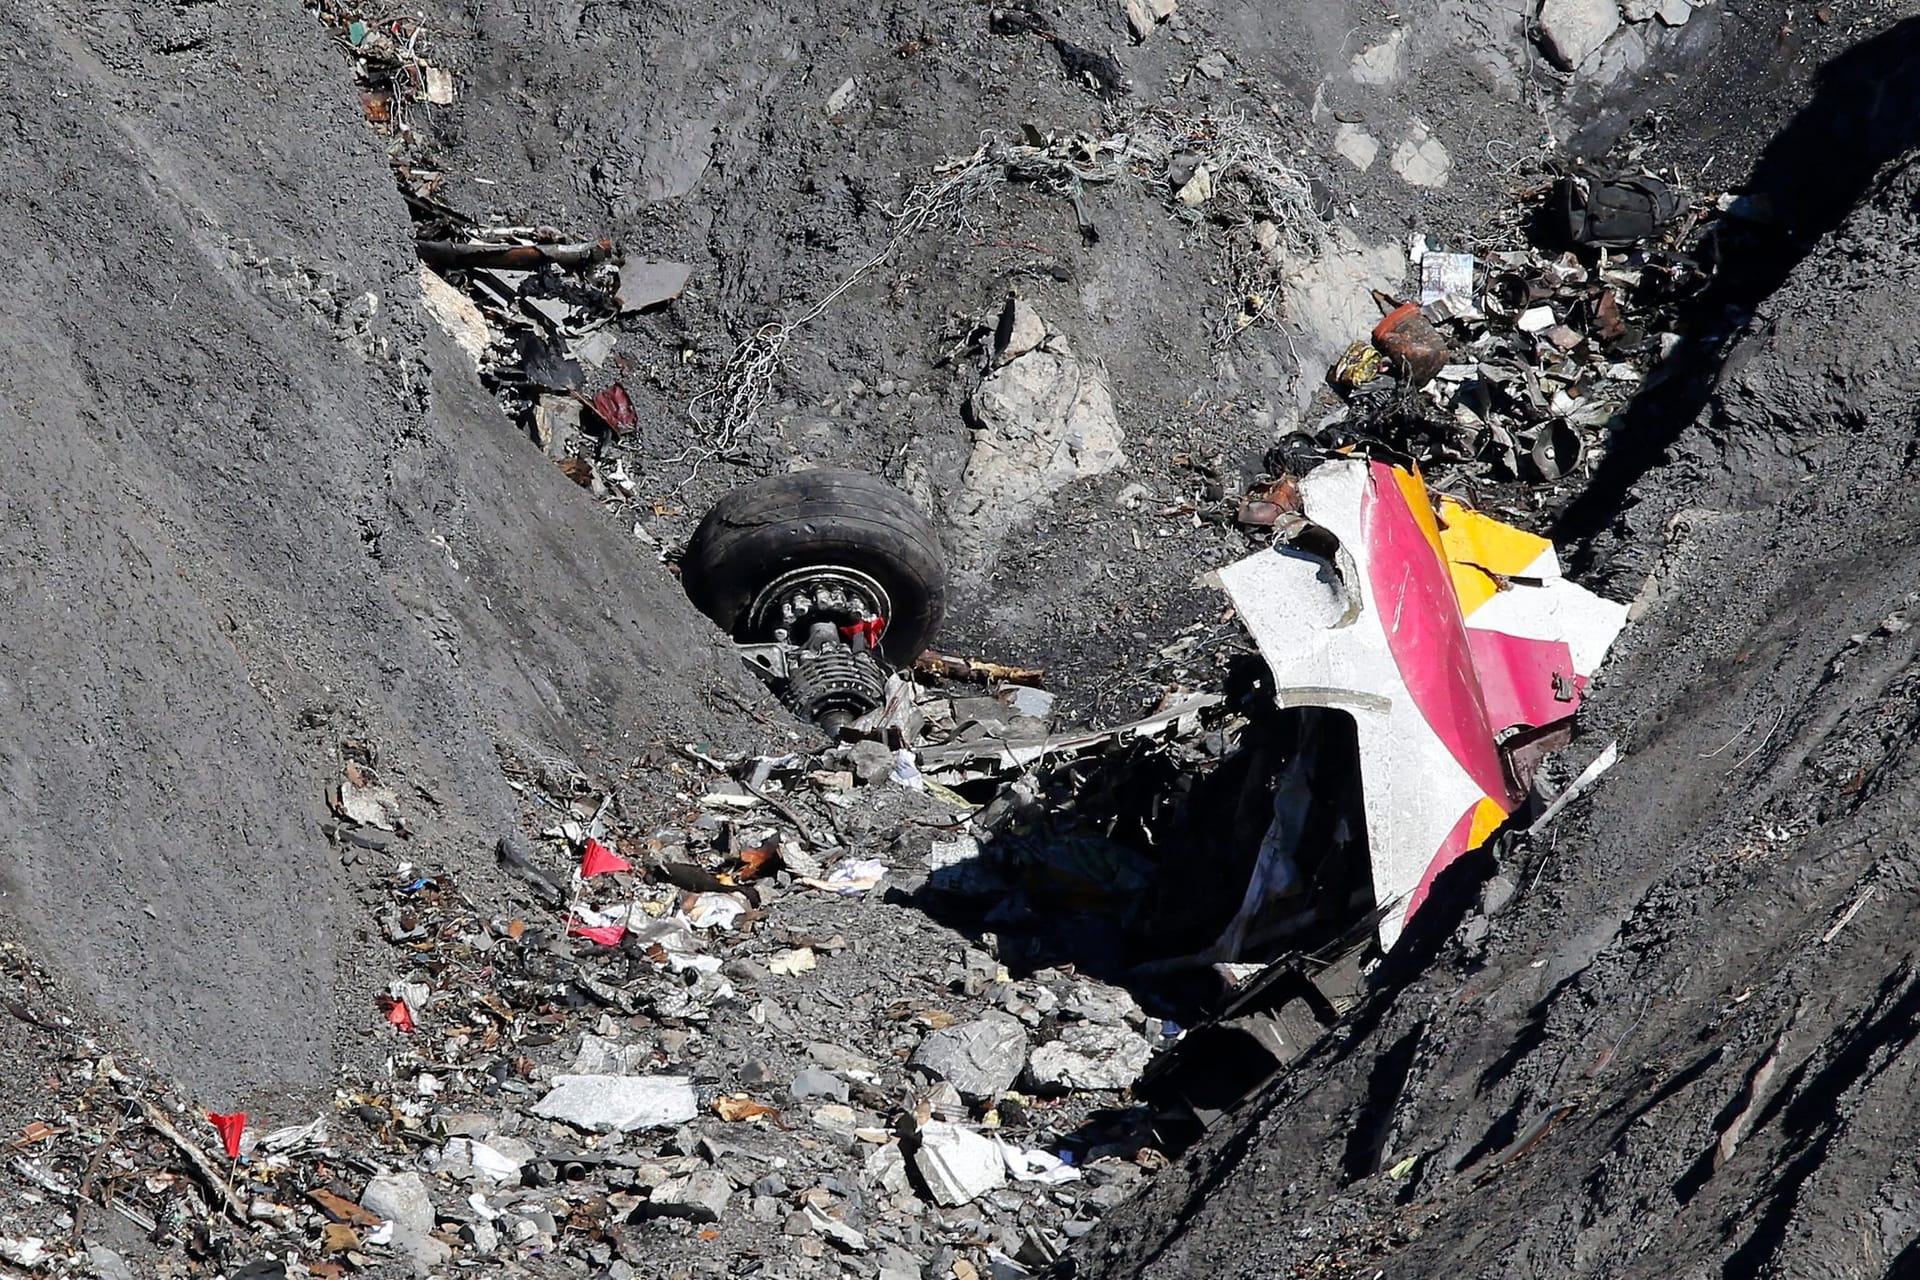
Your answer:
1517,305 -> 1557,333
338,771 -> 404,831
0,1237 -> 47,1268
801,858 -> 888,895
530,1075 -> 699,1133
913,1121 -> 1007,1206
682,891 -> 749,930
1026,1023 -> 1155,1092
995,1139 -> 1082,1185
769,946 -> 818,976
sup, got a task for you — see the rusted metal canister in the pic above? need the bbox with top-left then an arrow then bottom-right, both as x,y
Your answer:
1371,302 -> 1449,387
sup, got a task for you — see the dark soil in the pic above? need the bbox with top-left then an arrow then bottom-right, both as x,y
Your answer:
1081,11 -> 1920,1278
6,0 -> 1920,1275
0,0 -> 760,1102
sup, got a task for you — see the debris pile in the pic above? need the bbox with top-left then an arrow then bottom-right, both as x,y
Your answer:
0,450 -> 1631,1278
1285,171 -> 1717,498
0,712 -> 1201,1279
316,2 -> 688,504
0,29 -> 1656,1270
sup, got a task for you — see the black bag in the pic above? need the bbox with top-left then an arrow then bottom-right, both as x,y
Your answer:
1557,173 -> 1683,248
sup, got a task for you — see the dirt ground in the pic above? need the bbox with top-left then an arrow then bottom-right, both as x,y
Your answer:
4,0 -> 1920,1276
0,0 -> 762,1102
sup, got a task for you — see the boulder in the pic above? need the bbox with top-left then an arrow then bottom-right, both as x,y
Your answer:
1537,0 -> 1620,70
1026,1023 -> 1155,1092
530,1075 -> 698,1133
913,1121 -> 1007,1206
911,1014 -> 1029,1099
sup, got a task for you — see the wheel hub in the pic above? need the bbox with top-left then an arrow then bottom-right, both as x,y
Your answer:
742,564 -> 893,734
743,564 -> 892,648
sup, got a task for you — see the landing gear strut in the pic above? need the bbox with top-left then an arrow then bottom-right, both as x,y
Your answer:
679,470 -> 947,733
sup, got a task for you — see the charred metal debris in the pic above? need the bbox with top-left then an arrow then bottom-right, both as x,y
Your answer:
1270,169 -> 1753,502
315,3 -> 689,501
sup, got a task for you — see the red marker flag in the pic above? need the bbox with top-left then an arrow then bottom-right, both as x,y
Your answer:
380,995 -> 416,1032
839,617 -> 887,650
580,837 -> 632,878
207,1111 -> 246,1160
567,920 -> 627,946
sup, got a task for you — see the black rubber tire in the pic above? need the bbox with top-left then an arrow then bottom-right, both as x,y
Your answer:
682,469 -> 947,667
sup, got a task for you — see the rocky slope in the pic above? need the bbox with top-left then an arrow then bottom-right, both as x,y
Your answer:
3,0 -> 1916,1278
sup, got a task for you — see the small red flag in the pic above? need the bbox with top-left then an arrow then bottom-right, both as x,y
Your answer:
580,837 -> 633,878
839,617 -> 887,649
567,921 -> 627,946
380,995 -> 416,1033
207,1112 -> 246,1160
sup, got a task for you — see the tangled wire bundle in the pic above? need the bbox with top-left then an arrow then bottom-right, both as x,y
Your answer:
693,109 -> 1328,446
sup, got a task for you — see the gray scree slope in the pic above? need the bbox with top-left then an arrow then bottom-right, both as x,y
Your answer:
0,0 -> 748,1098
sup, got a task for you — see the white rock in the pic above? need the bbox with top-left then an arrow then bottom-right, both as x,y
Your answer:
88,1246 -> 135,1280
1026,1023 -> 1155,1092
813,1103 -> 860,1138
993,297 -> 1047,365
1124,0 -> 1155,42
643,1170 -> 733,1222
1333,123 -> 1378,172
1391,127 -> 1451,188
864,1142 -> 915,1196
810,1042 -> 883,1075
913,1121 -> 1007,1206
572,1033 -> 650,1075
1253,219 -> 1284,265
361,1172 -> 452,1272
1349,29 -> 1404,85
418,266 -> 492,371
1622,0 -> 1658,19
928,833 -> 1000,896
1063,983 -> 1143,1027
957,309 -> 1125,568
530,1075 -> 698,1133
1147,0 -> 1177,16
1656,0 -> 1691,24
825,77 -> 857,116
1175,165 -> 1214,206
1538,0 -> 1620,69
911,1014 -> 1029,1099
1279,226 -> 1405,403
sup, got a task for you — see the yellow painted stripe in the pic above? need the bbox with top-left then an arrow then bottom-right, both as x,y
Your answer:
1467,794 -> 1510,850
1388,463 -> 1446,558
1437,497 -> 1552,618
